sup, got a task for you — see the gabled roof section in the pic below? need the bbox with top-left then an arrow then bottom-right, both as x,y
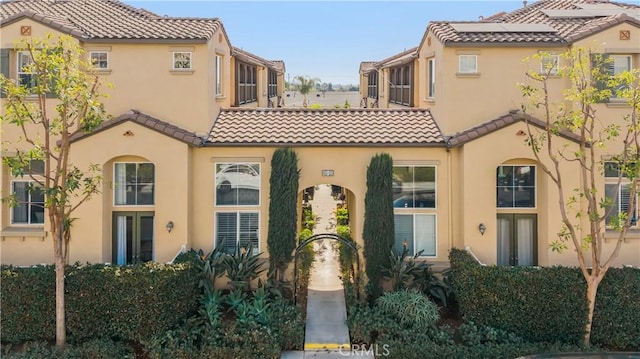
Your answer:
374,47 -> 418,69
0,0 -> 222,41
427,0 -> 640,46
232,46 -> 280,72
447,110 -> 584,147
207,108 -> 445,146
69,110 -> 205,146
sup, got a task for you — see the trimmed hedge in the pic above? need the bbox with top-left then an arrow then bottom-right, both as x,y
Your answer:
1,262 -> 199,344
449,248 -> 640,350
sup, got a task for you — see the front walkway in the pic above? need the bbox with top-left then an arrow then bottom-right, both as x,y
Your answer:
281,184 -> 372,358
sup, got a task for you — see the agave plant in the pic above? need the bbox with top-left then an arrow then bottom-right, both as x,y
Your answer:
221,246 -> 266,291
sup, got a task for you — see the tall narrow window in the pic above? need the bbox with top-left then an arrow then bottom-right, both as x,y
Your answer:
367,72 -> 378,99
427,58 -> 435,98
267,69 -> 277,98
389,64 -> 413,106
17,51 -> 36,89
215,55 -> 222,95
458,55 -> 477,74
236,61 -> 257,104
114,163 -> 155,206
604,162 -> 638,227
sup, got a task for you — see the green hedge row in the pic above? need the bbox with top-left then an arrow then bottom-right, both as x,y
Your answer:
1,262 -> 199,344
448,248 -> 640,350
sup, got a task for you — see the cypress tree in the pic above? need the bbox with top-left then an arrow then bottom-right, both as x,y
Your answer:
267,148 -> 300,280
362,153 -> 395,299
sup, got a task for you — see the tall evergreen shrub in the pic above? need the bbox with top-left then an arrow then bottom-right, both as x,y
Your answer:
362,153 -> 394,298
267,148 -> 300,280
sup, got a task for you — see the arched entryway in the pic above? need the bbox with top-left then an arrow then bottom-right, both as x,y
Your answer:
291,232 -> 362,303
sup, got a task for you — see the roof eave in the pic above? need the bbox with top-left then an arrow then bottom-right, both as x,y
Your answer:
443,40 -> 567,47
203,142 -> 447,148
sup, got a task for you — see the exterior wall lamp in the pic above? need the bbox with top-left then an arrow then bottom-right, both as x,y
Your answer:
166,221 -> 174,233
478,223 -> 486,236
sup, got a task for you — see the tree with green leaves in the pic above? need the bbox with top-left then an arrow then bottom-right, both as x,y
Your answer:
267,147 -> 300,281
362,153 -> 395,299
1,34 -> 108,347
519,47 -> 639,347
295,75 -> 319,108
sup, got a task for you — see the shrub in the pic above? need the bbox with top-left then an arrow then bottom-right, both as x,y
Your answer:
448,248 -> 640,349
2,339 -> 135,359
375,290 -> 439,330
0,262 -> 199,344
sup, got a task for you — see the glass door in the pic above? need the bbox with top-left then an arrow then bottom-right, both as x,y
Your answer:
112,212 -> 154,265
497,214 -> 537,266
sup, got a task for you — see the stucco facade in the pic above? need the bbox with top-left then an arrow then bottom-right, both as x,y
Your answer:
2,0 -> 639,271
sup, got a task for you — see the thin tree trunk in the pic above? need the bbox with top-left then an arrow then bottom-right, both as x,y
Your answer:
584,277 -> 600,347
54,229 -> 66,347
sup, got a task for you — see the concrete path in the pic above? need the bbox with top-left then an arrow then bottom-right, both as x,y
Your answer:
304,184 -> 350,351
281,185 -> 373,358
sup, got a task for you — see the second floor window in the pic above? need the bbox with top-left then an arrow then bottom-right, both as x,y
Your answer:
268,69 -> 277,98
427,58 -> 435,98
114,163 -> 155,206
497,165 -> 535,208
459,55 -> 478,74
17,51 -> 36,89
215,55 -> 222,96
540,54 -> 559,75
237,62 -> 257,105
367,72 -> 378,99
90,52 -> 109,69
173,52 -> 192,70
389,64 -> 412,106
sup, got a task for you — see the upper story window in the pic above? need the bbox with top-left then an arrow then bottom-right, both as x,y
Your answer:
593,53 -> 634,100
215,55 -> 223,96
497,165 -> 535,208
172,52 -> 192,70
215,163 -> 260,206
267,69 -> 278,98
458,55 -> 478,74
17,51 -> 36,89
393,166 -> 436,209
427,58 -> 435,98
540,54 -> 559,75
237,62 -> 257,105
114,163 -> 155,206
604,162 -> 638,227
367,72 -> 378,99
389,64 -> 413,106
90,51 -> 109,70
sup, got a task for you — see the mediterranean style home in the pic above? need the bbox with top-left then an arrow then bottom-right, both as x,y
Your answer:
360,0 -> 640,267
1,0 -> 639,271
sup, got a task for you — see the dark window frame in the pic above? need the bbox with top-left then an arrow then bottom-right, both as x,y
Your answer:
267,69 -> 277,98
237,61 -> 257,105
389,63 -> 413,106
367,72 -> 378,99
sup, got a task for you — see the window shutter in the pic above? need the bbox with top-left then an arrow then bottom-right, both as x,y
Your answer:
1,48 -> 10,98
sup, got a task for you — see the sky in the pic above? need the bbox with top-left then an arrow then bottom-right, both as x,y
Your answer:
127,1 -> 537,85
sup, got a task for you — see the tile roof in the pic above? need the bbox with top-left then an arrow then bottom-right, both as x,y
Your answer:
429,0 -> 640,45
0,0 -> 222,41
69,110 -> 205,146
359,61 -> 376,74
206,108 -> 445,146
447,110 -> 584,147
271,60 -> 286,73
